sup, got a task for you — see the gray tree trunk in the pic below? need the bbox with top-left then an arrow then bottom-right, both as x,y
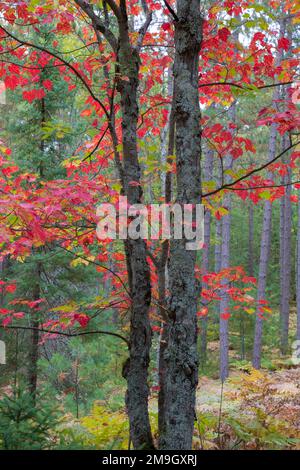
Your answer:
158,89 -> 175,439
117,33 -> 154,451
219,104 -> 236,381
200,145 -> 214,366
219,193 -> 231,381
252,117 -> 278,368
248,203 -> 254,277
74,0 -> 154,449
252,24 -> 287,366
159,0 -> 203,450
28,261 -> 42,403
297,196 -> 300,341
279,17 -> 292,354
214,160 -> 223,273
280,132 -> 292,355
252,198 -> 273,368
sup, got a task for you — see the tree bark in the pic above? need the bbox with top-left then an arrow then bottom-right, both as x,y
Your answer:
297,196 -> 300,342
248,203 -> 254,277
200,145 -> 213,367
278,16 -> 292,355
159,0 -> 203,450
280,132 -> 292,355
116,10 -> 154,448
219,192 -> 231,381
158,88 -> 175,439
252,118 -> 277,368
252,199 -> 272,368
28,261 -> 41,403
219,104 -> 236,381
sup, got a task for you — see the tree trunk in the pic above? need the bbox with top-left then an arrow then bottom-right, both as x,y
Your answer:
116,8 -> 154,449
280,132 -> 292,355
219,104 -> 236,381
278,16 -> 292,355
159,0 -> 203,450
219,192 -> 231,381
297,196 -> 300,341
252,118 -> 277,368
200,145 -> 213,367
158,87 -> 175,439
28,261 -> 41,402
252,199 -> 272,368
248,203 -> 254,277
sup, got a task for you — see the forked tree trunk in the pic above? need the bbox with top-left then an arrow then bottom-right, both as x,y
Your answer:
116,17 -> 154,448
159,0 -> 203,450
75,0 -> 154,449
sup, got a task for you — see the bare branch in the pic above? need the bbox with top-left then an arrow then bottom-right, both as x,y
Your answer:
0,24 -> 110,121
163,0 -> 179,22
199,80 -> 294,91
104,0 -> 122,21
136,1 -> 152,51
74,0 -> 118,51
226,179 -> 300,192
1,325 -> 129,346
202,140 -> 300,198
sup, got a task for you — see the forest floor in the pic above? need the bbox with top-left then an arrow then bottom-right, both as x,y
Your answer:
197,365 -> 300,413
195,361 -> 300,449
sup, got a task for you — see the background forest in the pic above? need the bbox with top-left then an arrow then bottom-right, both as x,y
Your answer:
0,0 -> 300,451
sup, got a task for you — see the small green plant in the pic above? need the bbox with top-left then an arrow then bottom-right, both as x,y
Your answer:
0,387 -> 59,450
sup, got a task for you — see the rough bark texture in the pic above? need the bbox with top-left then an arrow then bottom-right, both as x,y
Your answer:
158,89 -> 175,439
116,9 -> 154,449
73,4 -> 154,449
159,0 -> 203,450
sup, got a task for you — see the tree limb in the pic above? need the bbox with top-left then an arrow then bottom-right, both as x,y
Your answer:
163,0 -> 179,22
202,140 -> 300,198
1,325 -> 129,347
74,0 -> 118,51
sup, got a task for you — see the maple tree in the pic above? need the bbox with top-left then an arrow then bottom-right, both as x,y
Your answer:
0,0 -> 299,451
